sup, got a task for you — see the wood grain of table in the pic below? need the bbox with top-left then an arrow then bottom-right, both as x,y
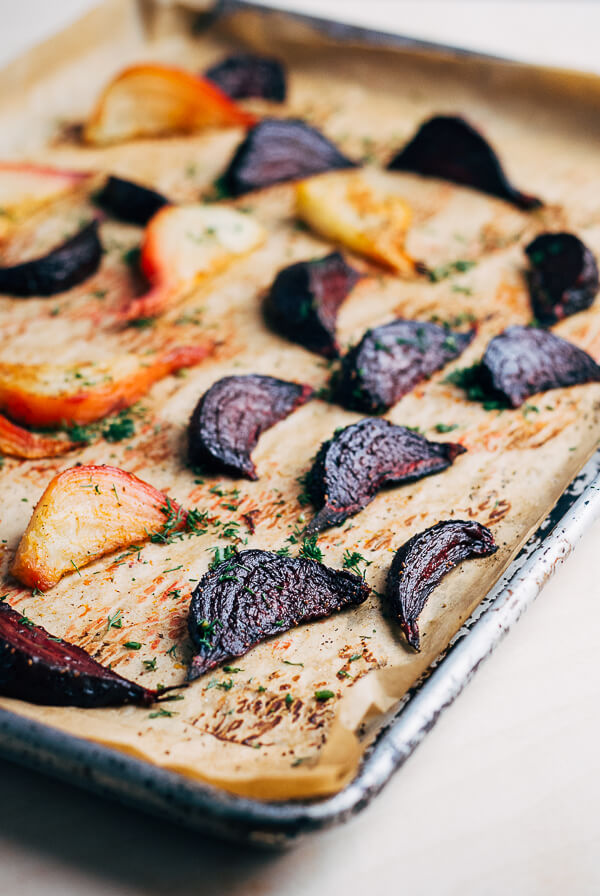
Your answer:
1,3 -> 599,894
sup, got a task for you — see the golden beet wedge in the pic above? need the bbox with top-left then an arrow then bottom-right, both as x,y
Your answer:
0,414 -> 81,459
12,464 -> 186,590
0,344 -> 211,428
296,169 -> 417,275
120,203 -> 265,320
84,63 -> 255,145
0,162 -> 90,240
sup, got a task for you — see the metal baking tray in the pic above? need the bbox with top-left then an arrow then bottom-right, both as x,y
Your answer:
1,0 -> 599,847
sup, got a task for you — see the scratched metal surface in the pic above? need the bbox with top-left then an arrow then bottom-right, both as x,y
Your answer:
1,0 -> 600,846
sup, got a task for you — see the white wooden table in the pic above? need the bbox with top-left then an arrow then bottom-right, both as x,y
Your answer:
1,3 -> 599,894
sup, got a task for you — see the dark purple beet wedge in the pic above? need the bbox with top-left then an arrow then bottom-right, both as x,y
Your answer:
188,374 -> 313,480
188,548 -> 369,679
306,418 -> 465,534
222,118 -> 357,196
0,220 -> 102,297
525,232 -> 599,324
204,53 -> 286,102
480,324 -> 600,408
265,252 -> 361,357
0,602 -> 156,707
95,175 -> 169,226
337,318 -> 475,412
387,519 -> 497,650
387,116 -> 542,210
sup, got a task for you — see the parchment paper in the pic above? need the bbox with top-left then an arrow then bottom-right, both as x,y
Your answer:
0,0 -> 599,800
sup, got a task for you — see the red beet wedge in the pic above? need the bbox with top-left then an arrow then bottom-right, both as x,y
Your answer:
0,602 -> 156,707
387,520 -> 497,650
188,549 -> 369,679
306,418 -> 465,533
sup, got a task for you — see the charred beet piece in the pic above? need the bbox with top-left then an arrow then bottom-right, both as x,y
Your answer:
0,602 -> 156,707
525,232 -> 599,324
338,319 -> 475,412
222,118 -> 357,196
95,175 -> 169,226
306,418 -> 465,534
388,116 -> 541,210
387,520 -> 497,651
205,53 -> 286,102
265,252 -> 361,357
188,548 -> 369,678
0,221 -> 101,297
189,374 -> 313,480
480,324 -> 600,408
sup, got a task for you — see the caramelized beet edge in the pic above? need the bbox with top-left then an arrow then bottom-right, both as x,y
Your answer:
188,549 -> 369,679
0,221 -> 102,297
480,324 -> 600,408
387,520 -> 497,650
265,252 -> 361,358
222,118 -> 357,196
338,318 -> 475,412
388,115 -> 542,210
306,418 -> 465,534
525,232 -> 599,324
204,53 -> 286,102
0,602 -> 156,707
188,374 -> 313,480
95,175 -> 169,226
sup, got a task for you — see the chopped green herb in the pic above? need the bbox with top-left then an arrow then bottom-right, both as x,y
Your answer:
427,259 -> 476,283
434,422 -> 459,433
314,689 -> 335,702
299,534 -> 323,562
124,641 -> 141,650
342,549 -> 372,578
143,657 -> 157,672
149,708 -> 175,719
102,414 -> 135,442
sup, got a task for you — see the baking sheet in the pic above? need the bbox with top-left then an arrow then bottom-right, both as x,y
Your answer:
0,0 -> 599,832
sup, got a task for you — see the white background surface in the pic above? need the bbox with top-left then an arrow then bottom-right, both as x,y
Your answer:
1,3 -> 600,894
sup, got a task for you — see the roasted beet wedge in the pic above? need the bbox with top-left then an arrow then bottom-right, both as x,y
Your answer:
205,53 -> 286,102
84,63 -> 255,145
0,345 -> 210,428
0,602 -> 156,707
12,464 -> 187,591
188,548 -> 369,679
388,116 -> 542,210
189,374 -> 313,480
0,221 -> 101,297
306,418 -> 465,534
120,203 -> 265,320
0,162 -> 90,240
525,232 -> 599,324
95,175 -> 169,226
222,118 -> 357,196
338,319 -> 475,413
387,520 -> 497,650
480,324 -> 600,408
265,252 -> 361,357
0,415 -> 81,459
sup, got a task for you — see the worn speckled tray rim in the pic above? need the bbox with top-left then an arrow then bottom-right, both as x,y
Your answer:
1,0 -> 599,848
